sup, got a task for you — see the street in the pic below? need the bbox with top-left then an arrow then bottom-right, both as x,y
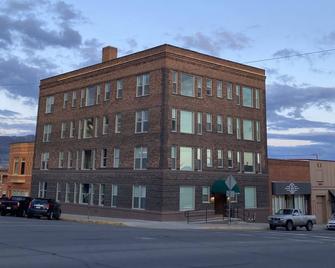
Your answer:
0,216 -> 334,268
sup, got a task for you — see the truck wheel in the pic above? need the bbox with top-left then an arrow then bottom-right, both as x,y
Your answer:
286,221 -> 294,231
269,224 -> 276,230
306,221 -> 313,231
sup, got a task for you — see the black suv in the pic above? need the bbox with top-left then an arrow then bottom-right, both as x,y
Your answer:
27,198 -> 61,220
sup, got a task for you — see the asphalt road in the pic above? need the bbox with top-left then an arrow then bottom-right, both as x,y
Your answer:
0,216 -> 334,268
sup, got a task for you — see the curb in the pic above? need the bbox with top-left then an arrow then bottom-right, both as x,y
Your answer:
62,216 -> 127,227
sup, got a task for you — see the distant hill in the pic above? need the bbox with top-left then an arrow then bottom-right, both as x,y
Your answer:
0,135 -> 35,168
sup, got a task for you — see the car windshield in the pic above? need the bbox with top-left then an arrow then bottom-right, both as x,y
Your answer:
11,196 -> 26,201
32,199 -> 48,205
331,214 -> 335,220
275,209 -> 293,215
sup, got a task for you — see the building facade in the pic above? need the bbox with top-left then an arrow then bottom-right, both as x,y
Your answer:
5,142 -> 34,197
0,168 -> 8,196
32,44 -> 269,221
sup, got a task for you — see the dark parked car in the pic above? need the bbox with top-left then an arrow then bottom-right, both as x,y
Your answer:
0,196 -> 32,216
27,198 -> 61,220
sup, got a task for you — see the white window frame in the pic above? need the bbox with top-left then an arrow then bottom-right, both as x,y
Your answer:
180,110 -> 194,134
217,115 -> 223,133
179,186 -> 195,211
236,118 -> 241,140
197,76 -> 202,98
45,96 -> 54,114
172,71 -> 178,94
227,150 -> 233,168
179,146 -> 194,171
227,82 -> 233,100
113,148 -> 120,168
132,185 -> 146,210
58,152 -> 64,168
63,93 -> 68,109
171,108 -> 177,132
135,110 -> 149,133
72,91 -> 77,108
115,113 -> 121,133
102,116 -> 109,135
202,186 -> 210,203
206,149 -> 212,167
171,145 -> 177,170
206,78 -> 212,96
111,185 -> 118,207
206,113 -> 212,132
100,148 -> 108,168
116,79 -> 123,99
43,124 -> 52,142
136,73 -> 150,97
98,184 -> 106,206
134,147 -> 148,170
65,183 -> 70,203
217,80 -> 223,98
218,149 -> 223,168
227,117 -> 233,134
197,112 -> 202,134
245,186 -> 257,209
104,81 -> 111,101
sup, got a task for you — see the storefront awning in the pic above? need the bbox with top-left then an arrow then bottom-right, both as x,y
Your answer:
211,180 -> 240,194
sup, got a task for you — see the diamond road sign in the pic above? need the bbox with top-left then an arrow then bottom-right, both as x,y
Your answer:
225,175 -> 237,190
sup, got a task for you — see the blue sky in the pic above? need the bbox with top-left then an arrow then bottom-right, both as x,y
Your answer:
0,0 -> 335,159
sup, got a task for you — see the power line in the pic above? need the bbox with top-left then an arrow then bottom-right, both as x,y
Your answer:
244,48 -> 335,64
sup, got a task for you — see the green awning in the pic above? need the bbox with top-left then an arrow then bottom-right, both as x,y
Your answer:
211,179 -> 240,194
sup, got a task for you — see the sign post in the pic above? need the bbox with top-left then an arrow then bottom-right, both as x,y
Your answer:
225,175 -> 237,224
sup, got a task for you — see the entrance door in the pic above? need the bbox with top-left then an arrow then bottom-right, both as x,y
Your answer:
214,193 -> 226,215
316,196 -> 327,224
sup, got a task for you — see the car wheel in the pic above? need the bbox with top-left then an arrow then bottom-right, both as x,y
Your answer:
269,224 -> 276,230
286,221 -> 294,231
306,221 -> 313,231
48,211 -> 54,220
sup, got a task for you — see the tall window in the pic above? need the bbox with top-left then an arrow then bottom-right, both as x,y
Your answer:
217,149 -> 223,168
206,113 -> 212,132
227,150 -> 233,168
38,182 -> 47,198
67,151 -> 73,168
61,122 -> 67,139
180,73 -> 194,97
206,149 -> 212,167
115,113 -> 122,133
65,183 -> 70,203
226,82 -> 233,100
113,148 -> 120,168
236,85 -> 241,105
41,152 -> 49,170
217,115 -> 223,133
101,148 -> 108,168
116,79 -> 123,99
98,184 -> 106,206
80,89 -> 85,107
180,147 -> 193,171
104,82 -> 111,101
133,185 -> 146,209
102,116 -> 109,135
94,117 -> 98,137
134,147 -> 148,170
227,117 -> 233,134
135,110 -> 149,133
236,118 -> 241,140
96,85 -> 101,104
197,77 -> 202,97
43,124 -> 52,142
256,121 -> 261,141
72,91 -> 77,108
171,108 -> 177,132
244,152 -> 254,173
255,89 -> 260,109
243,120 -> 254,141
63,93 -> 68,109
172,71 -> 178,94
180,110 -> 194,134
242,87 -> 253,107
206,79 -> 212,96
13,158 -> 19,174
58,152 -> 64,168
217,80 -> 223,98
171,146 -> 177,170
197,112 -> 202,134
202,186 -> 210,203
78,120 -> 82,139
79,183 -> 93,204
69,121 -> 75,138
111,185 -> 118,207
45,96 -> 54,114
179,186 -> 195,211
20,159 -> 25,175
73,183 -> 77,203
82,149 -> 95,170
195,148 -> 202,171
85,86 -> 97,106
256,153 -> 262,173
237,151 -> 242,172
56,182 -> 61,202
136,74 -> 150,97
83,118 -> 94,138
245,187 -> 257,208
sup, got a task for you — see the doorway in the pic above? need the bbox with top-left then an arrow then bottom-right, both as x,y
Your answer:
214,193 -> 227,215
316,195 -> 327,224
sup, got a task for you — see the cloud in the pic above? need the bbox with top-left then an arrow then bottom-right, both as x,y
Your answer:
268,138 -> 321,147
0,109 -> 20,117
321,31 -> 335,45
175,29 -> 251,55
272,48 -> 301,58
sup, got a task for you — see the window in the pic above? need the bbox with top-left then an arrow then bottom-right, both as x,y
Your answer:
134,147 -> 148,170
73,183 -> 78,203
206,149 -> 212,167
218,149 -> 223,168
256,153 -> 262,173
61,122 -> 67,139
244,152 -> 254,173
41,152 -> 49,170
65,183 -> 70,203
171,146 -> 177,170
115,113 -> 122,133
135,110 -> 149,133
58,152 -> 64,168
236,118 -> 241,140
83,118 -> 94,138
206,113 -> 212,132
197,112 -> 202,134
255,89 -> 260,109
111,185 -> 118,207
217,115 -> 223,133
180,110 -> 194,134
195,148 -> 202,171
227,117 -> 233,134
206,79 -> 212,96
113,148 -> 120,168
242,87 -> 253,107
78,120 -> 82,139
102,116 -> 109,135
94,117 -> 98,137
98,184 -> 106,206
227,150 -> 233,168
45,96 -> 54,113
179,186 -> 195,211
85,86 -> 96,106
236,85 -> 241,105
79,183 -> 93,204
81,149 -> 95,170
237,151 -> 242,172
80,89 -> 85,107
171,109 -> 177,132
136,73 -> 150,97
133,185 -> 146,209
217,80 -> 223,98
67,151 -> 73,168
180,73 -> 194,97
20,160 -> 25,175
63,93 -> 68,109
256,121 -> 261,141
243,120 -> 254,141
202,186 -> 210,203
172,71 -> 178,94
75,151 -> 80,170
227,82 -> 233,100
104,82 -> 111,101
13,158 -> 19,174
96,85 -> 101,104
180,147 -> 193,171
72,91 -> 77,108
116,79 -> 123,99
245,187 -> 257,208
56,182 -> 61,202
43,124 -> 52,142
101,148 -> 108,168
69,121 -> 75,138
197,77 -> 202,97
38,182 -> 47,198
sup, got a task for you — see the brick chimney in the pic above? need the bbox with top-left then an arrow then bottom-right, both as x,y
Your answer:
102,46 -> 118,62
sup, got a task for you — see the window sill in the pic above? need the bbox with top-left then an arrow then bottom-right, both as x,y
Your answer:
132,207 -> 145,210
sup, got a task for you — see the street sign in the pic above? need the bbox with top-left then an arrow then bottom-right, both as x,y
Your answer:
225,175 -> 237,190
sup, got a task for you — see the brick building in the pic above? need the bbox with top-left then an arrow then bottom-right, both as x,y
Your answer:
0,168 -> 8,196
32,44 -> 269,221
6,142 -> 34,197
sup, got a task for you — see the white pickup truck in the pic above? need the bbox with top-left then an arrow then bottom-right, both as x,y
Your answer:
268,209 -> 316,231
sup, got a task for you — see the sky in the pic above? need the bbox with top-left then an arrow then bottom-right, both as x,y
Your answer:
0,0 -> 335,160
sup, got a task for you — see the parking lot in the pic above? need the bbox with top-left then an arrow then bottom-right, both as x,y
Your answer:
0,216 -> 334,268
